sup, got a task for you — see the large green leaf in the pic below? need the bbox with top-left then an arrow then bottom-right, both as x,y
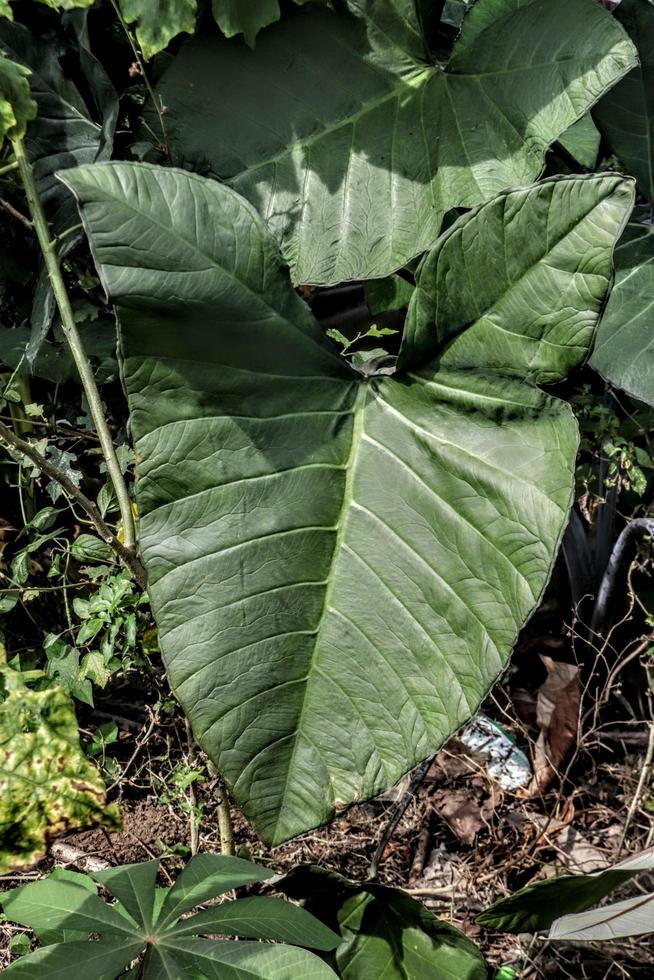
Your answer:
0,684 -> 120,872
478,846 -> 654,933
279,867 -> 486,980
158,938 -> 337,979
594,0 -> 654,203
0,939 -> 144,980
60,162 -> 632,844
590,222 -> 654,405
151,0 -> 635,284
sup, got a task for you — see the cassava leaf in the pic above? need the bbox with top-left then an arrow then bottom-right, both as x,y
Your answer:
590,222 -> 654,406
117,0 -> 197,60
549,891 -> 654,941
91,859 -> 160,930
168,895 -> 340,950
156,938 -> 338,979
478,846 -> 654,933
0,939 -> 144,980
1,877 -> 141,937
156,853 -> 275,928
151,0 -> 635,283
59,162 -> 632,844
594,0 -> 654,203
0,685 -> 120,873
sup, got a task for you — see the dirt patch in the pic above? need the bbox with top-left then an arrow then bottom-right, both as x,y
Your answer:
62,800 -> 187,866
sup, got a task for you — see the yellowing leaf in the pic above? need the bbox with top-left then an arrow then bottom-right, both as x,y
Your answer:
0,685 -> 120,874
0,54 -> 36,144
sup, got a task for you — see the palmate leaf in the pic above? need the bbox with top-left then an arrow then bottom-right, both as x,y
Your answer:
590,222 -> 654,406
158,938 -> 337,979
151,0 -> 635,284
156,853 -> 276,928
0,685 -> 120,872
594,0 -> 654,204
92,859 -> 160,930
60,162 -> 632,844
1,877 -> 140,937
0,938 -> 144,980
168,895 -> 340,949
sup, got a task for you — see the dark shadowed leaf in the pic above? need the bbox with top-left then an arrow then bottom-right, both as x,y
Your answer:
594,0 -> 654,203
590,222 -> 654,406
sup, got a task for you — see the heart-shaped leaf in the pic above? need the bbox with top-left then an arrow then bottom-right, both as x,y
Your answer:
60,162 -> 632,844
151,0 -> 635,284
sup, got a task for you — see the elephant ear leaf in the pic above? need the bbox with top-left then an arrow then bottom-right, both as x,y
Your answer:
59,162 -> 632,845
151,0 -> 635,284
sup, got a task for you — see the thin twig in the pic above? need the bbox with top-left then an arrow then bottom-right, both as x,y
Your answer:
0,196 -> 31,229
618,690 -> 654,854
107,709 -> 158,793
368,754 -> 434,879
217,789 -> 235,856
0,419 -> 147,588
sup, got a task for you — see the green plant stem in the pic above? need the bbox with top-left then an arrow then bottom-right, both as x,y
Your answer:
218,790 -> 235,856
0,419 -> 147,588
10,136 -> 138,555
0,159 -> 17,177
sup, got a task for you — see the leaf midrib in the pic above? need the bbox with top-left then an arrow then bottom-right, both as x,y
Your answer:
271,379 -> 366,841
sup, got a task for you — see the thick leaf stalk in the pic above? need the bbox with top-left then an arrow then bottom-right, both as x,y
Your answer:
10,136 -> 139,558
